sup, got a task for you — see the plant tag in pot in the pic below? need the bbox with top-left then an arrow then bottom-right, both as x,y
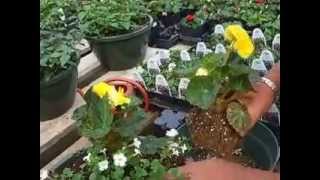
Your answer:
196,42 -> 207,57
260,49 -> 275,70
147,58 -> 161,75
251,58 -> 267,77
178,78 -> 190,99
158,50 -> 170,65
214,24 -> 225,35
252,28 -> 266,44
133,72 -> 147,89
272,33 -> 280,52
180,50 -> 191,61
215,43 -> 227,54
168,63 -> 176,72
155,74 -> 172,96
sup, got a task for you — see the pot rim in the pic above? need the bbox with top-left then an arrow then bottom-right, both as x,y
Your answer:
250,121 -> 280,170
85,15 -> 153,43
40,64 -> 78,88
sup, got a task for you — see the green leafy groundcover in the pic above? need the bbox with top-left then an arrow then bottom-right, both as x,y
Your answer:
79,0 -> 149,38
40,33 -> 80,82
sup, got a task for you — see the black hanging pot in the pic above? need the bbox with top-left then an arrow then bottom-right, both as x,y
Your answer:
87,15 -> 153,71
40,65 -> 78,121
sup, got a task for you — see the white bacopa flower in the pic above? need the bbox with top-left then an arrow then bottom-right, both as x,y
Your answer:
181,144 -> 188,153
162,12 -> 168,16
166,129 -> 179,137
57,8 -> 66,21
172,149 -> 180,156
133,138 -> 141,148
113,153 -> 127,167
40,169 -> 49,180
100,148 -> 107,154
83,152 -> 91,162
134,148 -> 141,155
98,160 -> 109,171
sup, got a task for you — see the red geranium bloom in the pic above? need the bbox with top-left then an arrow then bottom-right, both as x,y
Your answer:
256,0 -> 265,4
186,15 -> 195,22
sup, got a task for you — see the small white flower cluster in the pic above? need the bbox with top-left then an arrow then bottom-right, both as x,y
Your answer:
133,137 -> 142,155
165,129 -> 189,156
166,129 -> 179,138
113,153 -> 128,167
98,160 -> 109,171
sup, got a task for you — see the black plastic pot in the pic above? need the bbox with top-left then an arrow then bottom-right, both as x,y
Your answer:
179,22 -> 209,37
153,34 -> 179,49
159,13 -> 181,27
178,121 -> 280,170
87,15 -> 153,71
40,65 -> 78,121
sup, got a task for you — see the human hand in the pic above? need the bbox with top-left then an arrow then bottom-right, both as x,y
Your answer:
230,63 -> 280,136
174,158 -> 280,180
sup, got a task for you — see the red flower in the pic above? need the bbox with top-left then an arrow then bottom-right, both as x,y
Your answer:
186,15 -> 195,22
256,0 -> 265,4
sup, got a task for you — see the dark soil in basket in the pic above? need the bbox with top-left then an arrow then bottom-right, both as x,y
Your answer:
186,107 -> 257,168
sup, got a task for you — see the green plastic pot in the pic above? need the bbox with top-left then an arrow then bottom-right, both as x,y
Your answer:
178,121 -> 280,170
40,65 -> 78,121
86,15 -> 153,71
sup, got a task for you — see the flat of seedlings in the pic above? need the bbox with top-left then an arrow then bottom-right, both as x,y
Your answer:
187,108 -> 257,168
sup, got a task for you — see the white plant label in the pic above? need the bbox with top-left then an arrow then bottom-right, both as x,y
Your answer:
260,49 -> 275,64
214,24 -> 225,35
168,63 -> 176,72
251,58 -> 267,71
215,43 -> 227,54
155,74 -> 172,96
252,28 -> 266,45
272,34 -> 280,50
178,78 -> 190,99
180,50 -> 191,61
158,50 -> 170,60
196,42 -> 207,56
147,58 -> 161,74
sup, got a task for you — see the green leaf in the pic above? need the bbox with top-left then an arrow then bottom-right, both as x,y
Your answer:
186,76 -> 221,110
228,74 -> 252,92
226,102 -> 251,137
139,136 -> 168,155
113,107 -> 146,138
111,167 -> 125,180
74,90 -> 113,139
148,160 -> 166,180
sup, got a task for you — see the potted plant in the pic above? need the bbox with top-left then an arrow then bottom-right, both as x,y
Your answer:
179,10 -> 209,38
79,0 -> 153,70
174,24 -> 261,159
50,82 -> 191,179
147,0 -> 184,27
40,0 -> 81,121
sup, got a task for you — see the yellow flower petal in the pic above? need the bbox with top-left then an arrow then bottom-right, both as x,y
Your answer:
195,68 -> 209,76
224,25 -> 255,59
234,39 -> 255,59
92,82 -> 112,98
92,82 -> 131,107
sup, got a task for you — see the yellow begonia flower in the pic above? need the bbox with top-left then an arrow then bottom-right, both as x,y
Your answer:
224,25 -> 255,59
195,68 -> 209,76
92,82 -> 131,107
